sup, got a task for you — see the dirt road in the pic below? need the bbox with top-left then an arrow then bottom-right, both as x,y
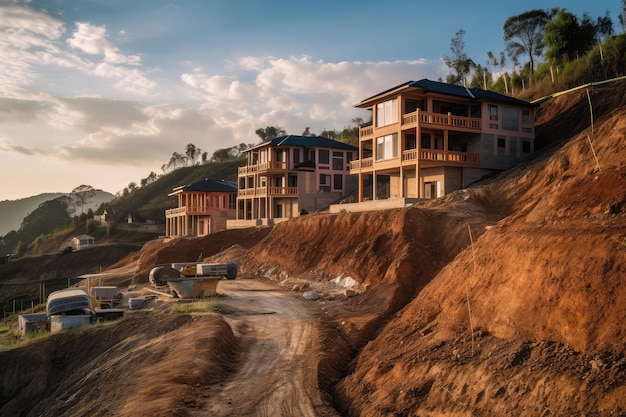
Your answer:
194,278 -> 341,417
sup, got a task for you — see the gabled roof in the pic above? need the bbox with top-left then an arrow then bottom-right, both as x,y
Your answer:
356,78 -> 533,108
73,234 -> 95,240
169,179 -> 237,196
247,135 -> 357,152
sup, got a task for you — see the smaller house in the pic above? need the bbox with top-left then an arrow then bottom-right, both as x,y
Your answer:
71,234 -> 95,251
93,209 -> 109,225
165,178 -> 238,238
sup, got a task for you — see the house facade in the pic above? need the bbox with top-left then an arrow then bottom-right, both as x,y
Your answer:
228,135 -> 357,228
165,179 -> 237,238
71,234 -> 95,250
349,79 -> 535,204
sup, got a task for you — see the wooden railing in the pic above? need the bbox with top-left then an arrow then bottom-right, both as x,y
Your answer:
238,186 -> 298,197
421,150 -> 479,164
165,205 -> 225,216
359,125 -> 374,138
238,161 -> 288,175
352,150 -> 479,170
402,110 -> 481,130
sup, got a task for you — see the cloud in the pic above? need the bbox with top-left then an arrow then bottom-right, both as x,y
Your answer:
67,22 -> 141,65
182,55 -> 444,136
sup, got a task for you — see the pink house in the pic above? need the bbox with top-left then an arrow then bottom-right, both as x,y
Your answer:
165,179 -> 237,237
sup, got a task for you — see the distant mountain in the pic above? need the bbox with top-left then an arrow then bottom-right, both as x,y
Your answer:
0,190 -> 114,236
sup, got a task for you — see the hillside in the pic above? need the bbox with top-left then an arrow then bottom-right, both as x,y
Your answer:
0,80 -> 625,416
0,190 -> 114,237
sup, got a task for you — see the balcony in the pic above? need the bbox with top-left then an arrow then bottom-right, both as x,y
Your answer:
402,110 -> 481,131
238,186 -> 299,197
238,161 -> 288,175
165,205 -> 220,217
350,149 -> 479,173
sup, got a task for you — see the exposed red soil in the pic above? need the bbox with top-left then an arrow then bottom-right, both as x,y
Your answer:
0,80 -> 625,417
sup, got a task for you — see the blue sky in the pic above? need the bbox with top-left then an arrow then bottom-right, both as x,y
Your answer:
0,0 -> 622,201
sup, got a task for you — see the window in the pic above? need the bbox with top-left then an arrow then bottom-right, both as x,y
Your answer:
228,194 -> 236,209
405,99 -> 424,113
497,136 -> 506,150
522,141 -> 531,153
332,152 -> 344,170
420,134 -> 431,149
502,106 -> 519,131
376,98 -> 398,127
319,174 -> 331,192
318,149 -> 329,164
522,108 -> 532,124
376,134 -> 398,160
405,134 -> 417,150
333,174 -> 343,190
489,104 -> 498,121
293,149 -> 300,164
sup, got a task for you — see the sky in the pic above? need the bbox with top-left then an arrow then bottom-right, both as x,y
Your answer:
0,0 -> 622,200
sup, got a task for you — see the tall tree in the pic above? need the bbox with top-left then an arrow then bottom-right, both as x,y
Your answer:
443,29 -> 475,86
255,126 -> 287,142
544,9 -> 598,64
71,185 -> 96,214
503,9 -> 553,80
185,143 -> 200,166
596,10 -> 614,40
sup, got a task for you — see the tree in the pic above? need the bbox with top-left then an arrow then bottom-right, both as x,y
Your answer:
140,171 -> 157,187
301,127 -> 313,136
543,9 -> 597,64
71,185 -> 96,214
503,9 -> 553,80
255,126 -> 287,142
597,11 -> 614,40
185,143 -> 200,166
622,0 -> 626,33
210,147 -> 236,162
443,29 -> 475,86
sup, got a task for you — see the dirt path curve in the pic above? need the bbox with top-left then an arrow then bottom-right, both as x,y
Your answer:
193,278 -> 341,417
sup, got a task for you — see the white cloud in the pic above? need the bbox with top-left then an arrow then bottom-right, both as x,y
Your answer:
67,22 -> 141,65
182,55 -> 443,137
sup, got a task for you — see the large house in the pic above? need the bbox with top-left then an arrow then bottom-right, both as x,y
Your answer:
227,135 -> 358,228
165,179 -> 237,238
348,79 -> 535,206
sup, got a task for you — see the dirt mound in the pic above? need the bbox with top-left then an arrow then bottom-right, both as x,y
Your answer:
334,85 -> 626,415
123,227 -> 271,284
0,313 -> 238,417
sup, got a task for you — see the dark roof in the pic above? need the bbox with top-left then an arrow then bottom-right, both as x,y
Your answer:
251,135 -> 357,151
358,78 -> 533,107
171,179 -> 237,195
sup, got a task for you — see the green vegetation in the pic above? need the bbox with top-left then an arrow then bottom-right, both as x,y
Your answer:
171,300 -> 239,315
447,5 -> 626,97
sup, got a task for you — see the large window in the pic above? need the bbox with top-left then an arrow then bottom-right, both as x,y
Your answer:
489,104 -> 498,121
502,106 -> 519,131
318,149 -> 329,164
376,98 -> 398,127
333,174 -> 343,190
332,152 -> 344,170
228,194 -> 236,209
376,134 -> 398,160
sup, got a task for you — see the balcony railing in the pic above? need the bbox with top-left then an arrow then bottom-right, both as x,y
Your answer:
359,125 -> 374,138
238,161 -> 288,175
238,186 -> 298,197
402,110 -> 481,130
351,150 -> 479,172
165,206 -> 225,217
